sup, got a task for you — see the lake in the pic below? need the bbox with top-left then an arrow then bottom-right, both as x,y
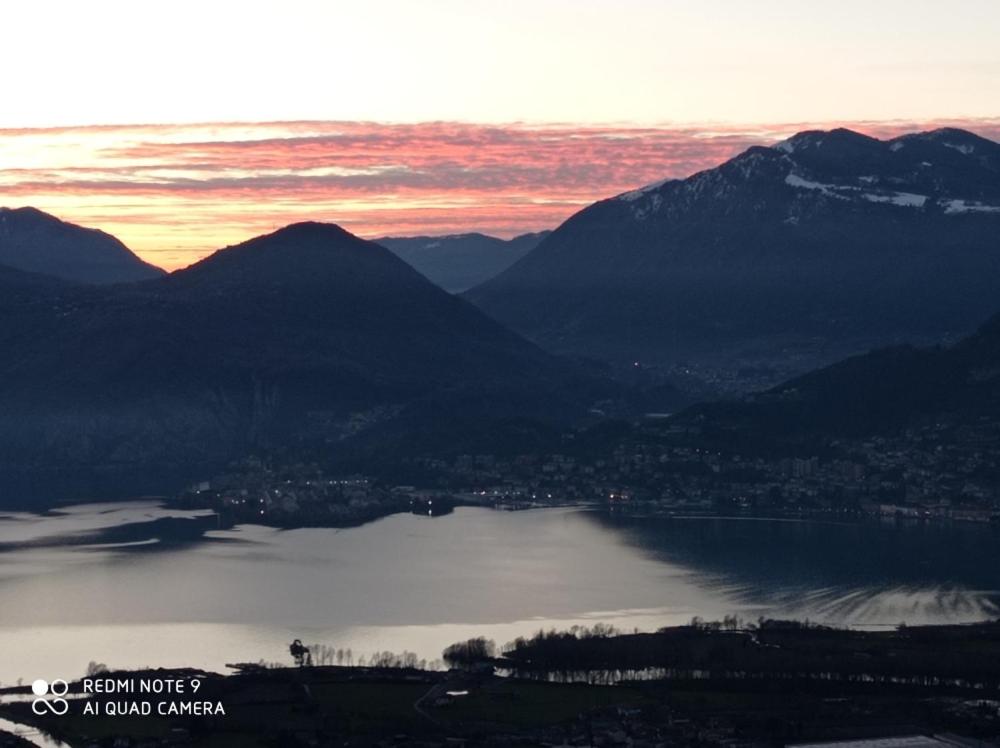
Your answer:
0,502 -> 997,684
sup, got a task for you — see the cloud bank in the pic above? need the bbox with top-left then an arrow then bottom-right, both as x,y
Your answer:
3,119 -> 998,269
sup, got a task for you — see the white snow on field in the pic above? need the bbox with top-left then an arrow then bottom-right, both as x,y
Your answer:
944,199 -> 1000,214
890,142 -> 905,152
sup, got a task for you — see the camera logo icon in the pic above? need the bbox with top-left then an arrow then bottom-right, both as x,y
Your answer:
31,679 -> 69,716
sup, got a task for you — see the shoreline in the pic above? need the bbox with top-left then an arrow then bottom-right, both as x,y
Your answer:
2,619 -> 999,746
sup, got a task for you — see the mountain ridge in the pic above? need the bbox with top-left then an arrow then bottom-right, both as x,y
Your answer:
0,206 -> 165,284
0,221 -> 606,503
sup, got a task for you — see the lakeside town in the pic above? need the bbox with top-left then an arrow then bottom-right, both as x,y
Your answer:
175,414 -> 1000,528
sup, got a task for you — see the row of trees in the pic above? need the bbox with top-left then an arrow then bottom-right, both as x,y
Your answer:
291,618 -> 802,672
290,640 -> 445,670
301,643 -> 355,666
288,619 -> 779,672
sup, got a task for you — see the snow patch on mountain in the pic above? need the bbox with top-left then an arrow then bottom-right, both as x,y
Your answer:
618,178 -> 673,202
630,193 -> 664,220
943,142 -> 975,155
784,173 -> 846,199
774,133 -> 827,155
861,191 -> 927,208
786,173 -> 929,208
944,199 -> 1000,214
774,138 -> 796,154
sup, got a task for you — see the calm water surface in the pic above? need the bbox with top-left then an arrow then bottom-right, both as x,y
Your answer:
0,502 -> 997,683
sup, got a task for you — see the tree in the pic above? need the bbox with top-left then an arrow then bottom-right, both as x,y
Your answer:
442,637 -> 496,668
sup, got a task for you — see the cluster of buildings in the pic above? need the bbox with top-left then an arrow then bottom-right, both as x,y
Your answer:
410,418 -> 1000,524
179,411 -> 999,527
178,463 -> 413,526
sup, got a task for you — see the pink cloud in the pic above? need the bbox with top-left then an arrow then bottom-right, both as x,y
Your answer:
2,118 -> 998,269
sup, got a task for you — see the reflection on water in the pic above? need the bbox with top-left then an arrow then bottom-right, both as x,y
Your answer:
592,513 -> 1000,623
0,503 -> 996,683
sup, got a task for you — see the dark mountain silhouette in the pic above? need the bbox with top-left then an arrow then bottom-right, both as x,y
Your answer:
376,231 -> 549,292
0,206 -> 164,284
465,128 -> 1000,383
0,222 -> 606,502
674,309 -> 1000,451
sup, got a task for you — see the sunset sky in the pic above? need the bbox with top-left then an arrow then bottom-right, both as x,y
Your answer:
3,0 -> 1000,269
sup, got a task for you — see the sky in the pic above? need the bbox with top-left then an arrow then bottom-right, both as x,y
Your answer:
2,0 -> 999,268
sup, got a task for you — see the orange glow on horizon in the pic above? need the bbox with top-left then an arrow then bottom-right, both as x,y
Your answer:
3,118 -> 999,271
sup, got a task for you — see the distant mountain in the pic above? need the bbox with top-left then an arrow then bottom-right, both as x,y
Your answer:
466,128 -> 1000,383
0,222 -> 603,502
376,231 -> 549,292
675,309 -> 1000,452
0,206 -> 164,284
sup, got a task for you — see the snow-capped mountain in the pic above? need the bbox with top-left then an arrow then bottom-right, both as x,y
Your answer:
465,128 -> 1000,383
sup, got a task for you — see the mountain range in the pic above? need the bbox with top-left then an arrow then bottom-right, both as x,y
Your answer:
0,221 -> 603,501
466,128 -> 1000,384
3,125 -> 1000,501
376,231 -> 549,292
0,206 -> 164,284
